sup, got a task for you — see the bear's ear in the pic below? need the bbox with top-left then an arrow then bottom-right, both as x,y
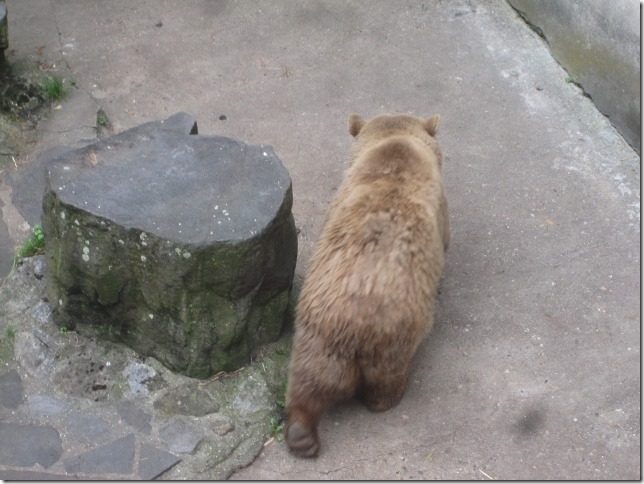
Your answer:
424,114 -> 441,136
348,114 -> 365,137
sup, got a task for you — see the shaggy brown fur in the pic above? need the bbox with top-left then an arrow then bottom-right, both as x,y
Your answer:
285,113 -> 450,457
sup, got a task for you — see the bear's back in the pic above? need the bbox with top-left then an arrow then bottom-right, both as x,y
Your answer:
296,134 -> 446,352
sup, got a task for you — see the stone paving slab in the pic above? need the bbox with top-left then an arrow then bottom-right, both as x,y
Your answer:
0,255 -> 290,480
0,422 -> 63,469
138,444 -> 182,480
0,368 -> 23,408
0,357 -> 179,479
65,414 -> 111,442
0,469 -> 85,480
63,434 -> 136,475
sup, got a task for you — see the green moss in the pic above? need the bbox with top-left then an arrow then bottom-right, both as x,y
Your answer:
257,291 -> 289,343
41,190 -> 295,378
252,336 -> 292,402
96,268 -> 126,305
209,297 -> 240,349
197,242 -> 251,296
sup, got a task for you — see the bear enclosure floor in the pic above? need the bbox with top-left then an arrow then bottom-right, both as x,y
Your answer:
0,0 -> 639,480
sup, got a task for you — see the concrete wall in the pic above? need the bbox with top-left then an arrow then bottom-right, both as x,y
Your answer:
507,0 -> 640,154
0,1 -> 8,64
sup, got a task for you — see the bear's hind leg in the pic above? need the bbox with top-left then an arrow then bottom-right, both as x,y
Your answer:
358,354 -> 413,412
285,396 -> 332,458
286,351 -> 358,457
360,378 -> 408,412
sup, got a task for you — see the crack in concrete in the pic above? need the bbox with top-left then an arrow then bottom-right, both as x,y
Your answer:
49,0 -> 102,119
49,0 -> 72,73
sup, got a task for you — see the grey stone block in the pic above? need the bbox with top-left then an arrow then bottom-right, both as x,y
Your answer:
0,422 -> 63,468
116,400 -> 152,433
0,469 -> 80,480
138,443 -> 181,479
14,332 -> 50,377
28,394 -> 71,418
65,413 -> 111,442
42,113 -> 297,378
63,433 -> 135,475
158,416 -> 205,454
231,366 -> 273,416
53,357 -> 114,402
0,369 -> 24,409
124,361 -> 165,397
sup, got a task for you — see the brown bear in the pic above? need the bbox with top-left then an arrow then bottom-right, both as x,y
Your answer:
285,113 -> 450,457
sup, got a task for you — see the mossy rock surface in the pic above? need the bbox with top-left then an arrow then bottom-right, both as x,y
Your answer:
42,113 -> 297,378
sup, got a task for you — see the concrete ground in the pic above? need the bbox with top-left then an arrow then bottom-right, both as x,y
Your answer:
0,0 -> 640,480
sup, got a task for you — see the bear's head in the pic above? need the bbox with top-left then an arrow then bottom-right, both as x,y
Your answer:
348,113 -> 440,138
347,113 -> 442,166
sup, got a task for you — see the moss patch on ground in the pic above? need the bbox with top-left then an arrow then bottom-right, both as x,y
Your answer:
0,58 -> 71,170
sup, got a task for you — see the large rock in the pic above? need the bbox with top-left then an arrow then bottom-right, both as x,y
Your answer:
42,113 -> 297,378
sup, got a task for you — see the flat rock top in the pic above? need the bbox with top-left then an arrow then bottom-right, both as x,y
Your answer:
46,122 -> 291,244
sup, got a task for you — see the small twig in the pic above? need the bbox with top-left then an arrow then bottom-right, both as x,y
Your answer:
199,370 -> 225,385
479,469 -> 495,480
263,436 -> 275,447
198,366 -> 245,385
